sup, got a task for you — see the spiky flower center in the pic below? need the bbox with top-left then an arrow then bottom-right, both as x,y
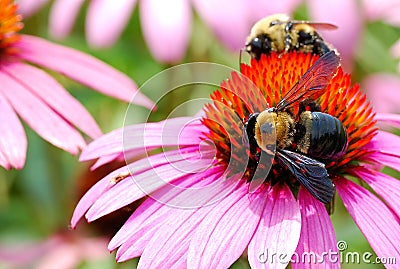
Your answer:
202,52 -> 377,187
0,0 -> 23,55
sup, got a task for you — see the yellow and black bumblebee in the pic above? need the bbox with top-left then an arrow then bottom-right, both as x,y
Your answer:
246,14 -> 337,60
245,51 -> 347,204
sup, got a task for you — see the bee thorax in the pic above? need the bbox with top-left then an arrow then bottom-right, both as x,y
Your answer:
275,111 -> 294,148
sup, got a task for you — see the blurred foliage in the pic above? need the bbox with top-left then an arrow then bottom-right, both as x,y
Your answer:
0,1 -> 399,268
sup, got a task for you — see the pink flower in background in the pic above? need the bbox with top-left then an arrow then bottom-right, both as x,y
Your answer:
361,0 -> 400,26
359,1 -> 400,114
0,233 -> 109,269
0,0 -> 153,170
72,53 -> 400,268
18,0 -> 301,63
307,0 -> 363,71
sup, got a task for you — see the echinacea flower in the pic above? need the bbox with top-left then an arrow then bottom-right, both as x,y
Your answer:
0,233 -> 109,268
72,51 -> 400,268
18,0 -> 301,63
0,0 -> 153,170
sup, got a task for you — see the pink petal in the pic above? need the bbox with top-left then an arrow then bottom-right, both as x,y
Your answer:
375,113 -> 400,129
17,0 -> 49,17
187,183 -> 266,268
36,244 -> 80,269
0,94 -> 27,169
351,166 -> 400,217
113,168 -> 226,261
79,117 -> 206,161
49,0 -> 85,39
363,74 -> 400,113
4,62 -> 102,139
193,0 -> 250,51
85,149 -> 216,221
364,130 -> 400,153
391,39 -> 400,58
0,151 -> 8,169
248,184 -> 301,269
336,177 -> 400,269
0,67 -> 85,154
109,169 -> 221,251
307,0 -> 363,71
15,35 -> 154,108
86,0 -> 137,48
292,187 -> 338,269
0,236 -> 62,266
361,0 -> 400,25
250,0 -> 302,22
135,173 -> 233,268
90,153 -> 121,170
71,147 -> 194,227
362,130 -> 400,171
140,0 -> 191,63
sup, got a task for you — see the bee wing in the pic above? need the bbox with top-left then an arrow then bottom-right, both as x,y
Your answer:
288,21 -> 338,30
276,50 -> 340,111
276,149 -> 334,204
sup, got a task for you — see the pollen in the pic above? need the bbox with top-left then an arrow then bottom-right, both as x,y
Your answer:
0,0 -> 23,55
202,51 -> 377,183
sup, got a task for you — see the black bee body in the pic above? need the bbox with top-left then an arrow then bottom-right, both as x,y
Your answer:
295,111 -> 348,161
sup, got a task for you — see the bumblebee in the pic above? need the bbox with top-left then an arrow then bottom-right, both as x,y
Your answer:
246,14 -> 337,60
245,51 -> 347,204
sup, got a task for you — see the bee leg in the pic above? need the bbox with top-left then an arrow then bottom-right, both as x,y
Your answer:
325,190 -> 336,215
284,21 -> 294,52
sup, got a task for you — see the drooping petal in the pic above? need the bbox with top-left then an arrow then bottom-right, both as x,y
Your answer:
4,62 -> 102,139
85,148 -> 216,221
307,0 -> 363,71
86,0 -> 137,48
292,187 -> 338,269
71,147 -> 196,227
362,130 -> 400,171
0,93 -> 27,169
248,184 -> 301,269
134,172 -> 233,268
116,170 -> 239,262
17,0 -> 49,18
0,68 -> 85,154
351,166 -> 400,217
193,0 -> 250,51
363,74 -> 400,114
375,113 -> 400,129
15,35 -> 154,108
109,166 -> 223,252
336,177 -> 400,269
79,117 -> 206,161
140,0 -> 191,63
188,183 -> 266,269
49,0 -> 85,39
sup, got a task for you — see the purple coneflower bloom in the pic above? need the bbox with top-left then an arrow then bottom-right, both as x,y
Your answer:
0,0 -> 152,170
18,0 -> 301,63
72,52 -> 400,268
0,233 -> 109,268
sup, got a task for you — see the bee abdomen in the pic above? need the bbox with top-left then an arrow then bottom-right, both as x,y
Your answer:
296,111 -> 348,160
